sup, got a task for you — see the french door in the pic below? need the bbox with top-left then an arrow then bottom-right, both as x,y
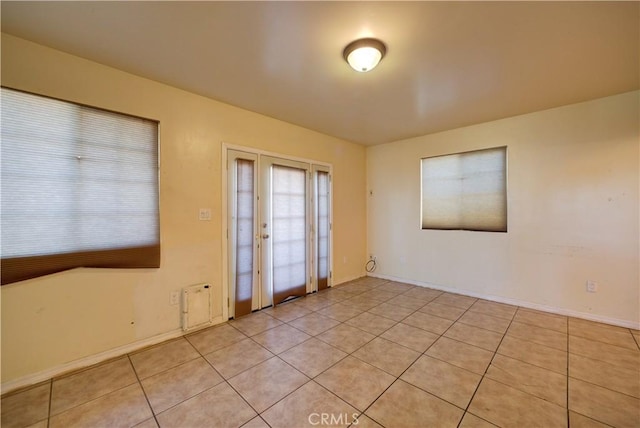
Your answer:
227,149 -> 331,318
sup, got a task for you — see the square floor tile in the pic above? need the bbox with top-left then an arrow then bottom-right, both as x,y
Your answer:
513,308 -> 566,333
186,323 -> 247,355
506,321 -> 567,351
375,282 -> 414,294
569,377 -> 640,428
367,302 -> 415,322
1,382 -> 50,428
485,354 -> 566,407
251,324 -> 311,354
402,311 -> 453,335
133,418 -> 158,428
366,289 -> 401,302
343,296 -> 381,312
49,384 -> 152,428
419,302 -> 466,321
444,323 -> 503,352
366,380 -> 463,428
353,337 -> 421,377
569,411 -> 610,428
141,357 -> 223,413
353,415 -> 384,428
426,336 -> 494,375
261,381 -> 358,428
345,312 -> 396,335
295,294 -> 332,311
288,313 -> 341,336
242,416 -> 270,428
401,355 -> 481,408
401,287 -> 442,302
229,311 -> 283,336
569,335 -> 640,371
204,338 -> 273,379
468,300 -> 517,321
386,294 -> 427,311
51,357 -> 137,415
380,322 -> 439,352
497,335 -> 567,374
569,318 -> 638,350
468,378 -> 566,427
130,338 -> 200,379
317,324 -> 375,353
569,353 -> 640,398
156,382 -> 256,428
459,413 -> 498,427
433,293 -> 477,310
228,357 -> 308,412
457,311 -> 510,334
316,356 -> 395,411
279,338 -> 347,378
317,303 -> 363,322
264,302 -> 311,323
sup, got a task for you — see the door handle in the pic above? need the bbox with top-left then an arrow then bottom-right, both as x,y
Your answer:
262,234 -> 270,239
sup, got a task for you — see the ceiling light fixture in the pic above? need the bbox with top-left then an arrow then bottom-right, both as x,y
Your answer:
343,38 -> 386,73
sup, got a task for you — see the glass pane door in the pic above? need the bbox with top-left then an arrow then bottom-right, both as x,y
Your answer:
261,156 -> 310,306
227,150 -> 258,318
314,166 -> 331,291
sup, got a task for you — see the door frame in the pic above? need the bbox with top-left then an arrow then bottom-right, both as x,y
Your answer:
222,143 -> 333,320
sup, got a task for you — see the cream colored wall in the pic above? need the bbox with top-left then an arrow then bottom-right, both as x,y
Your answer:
367,91 -> 639,327
0,34 -> 367,384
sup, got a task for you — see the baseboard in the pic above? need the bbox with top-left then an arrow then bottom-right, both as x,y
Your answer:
2,328 -> 186,395
369,273 -> 640,330
333,273 -> 366,286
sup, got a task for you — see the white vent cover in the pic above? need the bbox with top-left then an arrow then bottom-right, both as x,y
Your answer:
182,283 -> 214,332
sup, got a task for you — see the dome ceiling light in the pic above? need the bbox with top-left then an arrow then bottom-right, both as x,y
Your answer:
343,38 -> 386,73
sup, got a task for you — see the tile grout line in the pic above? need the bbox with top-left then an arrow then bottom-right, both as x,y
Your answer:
456,303 -> 518,427
126,354 -> 160,428
352,294 -> 470,427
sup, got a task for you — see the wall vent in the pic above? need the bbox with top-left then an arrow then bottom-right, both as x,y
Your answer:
182,283 -> 214,332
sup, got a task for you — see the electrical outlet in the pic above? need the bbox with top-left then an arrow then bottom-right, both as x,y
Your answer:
170,291 -> 180,305
586,280 -> 598,293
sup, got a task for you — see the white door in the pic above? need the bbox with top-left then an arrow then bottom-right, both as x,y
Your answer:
227,150 -> 259,318
260,156 -> 310,307
227,149 -> 331,318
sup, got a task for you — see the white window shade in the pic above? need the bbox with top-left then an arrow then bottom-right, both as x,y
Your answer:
421,146 -> 507,232
1,87 -> 160,284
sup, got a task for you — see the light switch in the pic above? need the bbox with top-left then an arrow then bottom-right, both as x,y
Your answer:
199,208 -> 212,221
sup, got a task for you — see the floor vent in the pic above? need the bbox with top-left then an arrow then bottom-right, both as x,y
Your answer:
182,283 -> 214,332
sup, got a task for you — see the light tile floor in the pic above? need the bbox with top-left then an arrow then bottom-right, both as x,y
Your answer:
2,277 -> 639,428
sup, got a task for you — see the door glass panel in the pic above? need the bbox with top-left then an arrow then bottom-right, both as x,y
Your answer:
271,165 -> 307,305
316,170 -> 330,290
234,158 -> 255,317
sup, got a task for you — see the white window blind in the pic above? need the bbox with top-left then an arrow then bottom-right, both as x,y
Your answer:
315,170 -> 330,289
234,159 -> 255,309
421,146 -> 507,232
1,87 -> 159,284
271,165 -> 307,303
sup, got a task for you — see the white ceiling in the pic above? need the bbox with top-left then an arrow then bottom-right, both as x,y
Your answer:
2,1 -> 638,146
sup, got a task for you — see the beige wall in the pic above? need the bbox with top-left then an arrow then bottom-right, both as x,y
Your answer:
367,91 -> 639,327
0,34 -> 367,384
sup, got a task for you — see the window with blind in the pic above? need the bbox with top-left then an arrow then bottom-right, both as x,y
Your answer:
421,146 -> 507,232
1,87 -> 160,285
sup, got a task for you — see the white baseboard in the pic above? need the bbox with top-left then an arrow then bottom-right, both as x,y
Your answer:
369,273 -> 640,330
2,328 -> 185,395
